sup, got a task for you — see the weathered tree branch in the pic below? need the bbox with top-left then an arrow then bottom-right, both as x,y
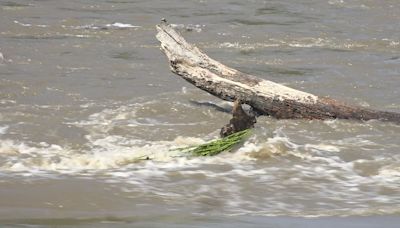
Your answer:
156,21 -> 400,123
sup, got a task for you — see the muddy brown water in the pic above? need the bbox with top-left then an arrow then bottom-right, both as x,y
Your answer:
1,0 -> 400,227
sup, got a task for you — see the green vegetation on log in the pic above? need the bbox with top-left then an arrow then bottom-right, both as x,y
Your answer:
178,129 -> 251,156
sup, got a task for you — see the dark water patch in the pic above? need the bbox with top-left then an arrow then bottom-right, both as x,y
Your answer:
255,3 -> 318,21
192,11 -> 239,17
57,7 -> 131,14
239,48 -> 257,56
268,48 -> 298,55
230,18 -> 299,26
322,47 -> 354,53
189,100 -> 231,114
111,51 -> 137,61
272,67 -> 314,76
255,5 -> 289,16
0,1 -> 30,7
9,35 -> 72,40
3,215 -> 400,228
105,0 -> 139,3
0,214 -> 229,228
0,217 -> 131,227
386,56 -> 400,61
238,66 -> 316,79
110,50 -> 149,62
60,51 -> 73,56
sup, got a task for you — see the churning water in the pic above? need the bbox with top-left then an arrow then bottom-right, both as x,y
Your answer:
0,0 -> 399,227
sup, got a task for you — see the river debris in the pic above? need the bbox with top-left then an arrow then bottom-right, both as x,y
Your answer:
156,20 -> 400,123
176,129 -> 251,157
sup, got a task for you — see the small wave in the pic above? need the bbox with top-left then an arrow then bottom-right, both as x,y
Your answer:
0,126 -> 8,134
328,0 -> 370,9
105,22 -> 141,29
378,165 -> 400,180
56,22 -> 140,32
0,51 -> 4,63
0,138 -> 172,172
211,36 -> 400,54
0,100 -> 16,105
170,24 -> 204,32
1,124 -> 399,217
238,136 -> 294,159
0,119 -> 289,173
63,22 -> 141,30
14,20 -> 48,28
0,133 -> 256,173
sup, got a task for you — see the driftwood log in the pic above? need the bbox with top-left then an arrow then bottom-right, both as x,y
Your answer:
156,21 -> 400,123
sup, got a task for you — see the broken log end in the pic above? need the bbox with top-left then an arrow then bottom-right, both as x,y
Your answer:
220,100 -> 257,138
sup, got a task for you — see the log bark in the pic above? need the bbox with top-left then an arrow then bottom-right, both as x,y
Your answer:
156,21 -> 400,123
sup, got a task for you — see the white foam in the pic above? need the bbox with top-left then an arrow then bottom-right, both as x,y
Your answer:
304,143 -> 341,153
2,125 -> 398,218
378,165 -> 400,181
14,20 -> 48,28
106,22 -> 141,28
14,20 -> 32,27
0,140 -> 21,155
0,138 -> 169,172
170,24 -> 204,32
0,126 -> 8,134
214,37 -> 374,52
62,24 -> 100,30
0,131 -> 239,172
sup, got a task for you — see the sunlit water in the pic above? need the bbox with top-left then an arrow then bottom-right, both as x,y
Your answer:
1,0 -> 399,227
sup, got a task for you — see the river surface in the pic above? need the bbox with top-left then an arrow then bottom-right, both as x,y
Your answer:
1,0 -> 400,227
